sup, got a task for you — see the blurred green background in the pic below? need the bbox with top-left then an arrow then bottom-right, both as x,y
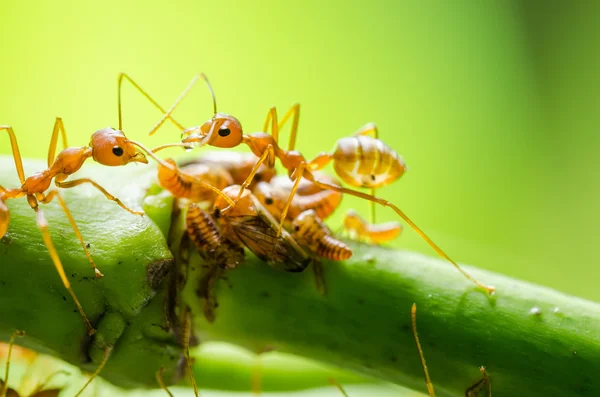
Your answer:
0,1 -> 598,395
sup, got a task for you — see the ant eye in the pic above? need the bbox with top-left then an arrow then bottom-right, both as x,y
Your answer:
112,146 -> 124,156
218,128 -> 231,137
214,209 -> 221,218
265,197 -> 274,205
294,225 -> 300,232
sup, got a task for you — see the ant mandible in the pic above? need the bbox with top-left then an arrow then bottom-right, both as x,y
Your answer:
145,73 -> 494,295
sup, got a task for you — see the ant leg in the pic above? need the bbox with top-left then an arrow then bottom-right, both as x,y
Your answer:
148,73 -> 216,136
234,145 -> 275,201
117,73 -> 186,132
262,107 -> 280,144
73,346 -> 111,397
0,330 -> 26,396
29,197 -> 95,335
182,307 -> 199,397
328,378 -> 350,397
278,103 -> 300,151
465,367 -> 491,397
55,178 -> 143,216
306,177 -> 495,294
276,163 -> 307,237
312,260 -> 326,296
352,122 -> 378,139
39,191 -> 103,278
47,117 -> 69,168
353,123 -> 380,223
411,304 -> 436,397
156,367 -> 174,397
0,125 -> 25,184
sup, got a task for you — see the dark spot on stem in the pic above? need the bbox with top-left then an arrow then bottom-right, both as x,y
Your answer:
86,243 -> 91,248
259,291 -> 270,298
62,296 -> 67,301
391,356 -> 398,363
357,297 -> 365,305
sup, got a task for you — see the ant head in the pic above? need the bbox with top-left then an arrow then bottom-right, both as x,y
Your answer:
182,113 -> 243,148
89,128 -> 148,166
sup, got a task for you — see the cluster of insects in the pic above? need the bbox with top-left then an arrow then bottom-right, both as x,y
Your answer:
0,72 -> 495,395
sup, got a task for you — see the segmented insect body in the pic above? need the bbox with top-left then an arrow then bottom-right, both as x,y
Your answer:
343,209 -> 402,244
212,185 -> 311,272
291,210 -> 352,261
185,203 -> 244,269
181,151 -> 277,190
325,135 -> 407,189
254,180 -> 342,222
158,159 -> 234,203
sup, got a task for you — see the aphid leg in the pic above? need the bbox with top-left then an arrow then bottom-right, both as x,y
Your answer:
31,199 -> 96,335
46,117 -> 69,168
276,163 -> 306,237
0,329 -> 26,396
278,103 -> 301,151
233,145 -> 275,202
73,346 -> 111,397
182,307 -> 199,397
306,178 -> 495,294
250,354 -> 263,396
262,106 -> 280,144
55,178 -> 143,216
465,367 -> 491,397
328,377 -> 350,397
117,73 -> 186,131
0,125 -> 26,184
352,123 -> 380,224
312,260 -> 326,296
38,190 -> 103,278
198,265 -> 223,323
411,304 -> 435,397
156,367 -> 174,397
148,73 -> 216,136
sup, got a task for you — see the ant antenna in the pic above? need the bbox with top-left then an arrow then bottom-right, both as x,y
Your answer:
199,73 -> 217,116
411,304 -> 435,397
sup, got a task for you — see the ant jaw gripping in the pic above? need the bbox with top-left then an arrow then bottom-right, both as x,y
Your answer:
182,114 -> 243,148
90,128 -> 148,166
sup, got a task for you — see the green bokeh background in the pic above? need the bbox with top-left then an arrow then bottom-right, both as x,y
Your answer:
0,1 -> 598,395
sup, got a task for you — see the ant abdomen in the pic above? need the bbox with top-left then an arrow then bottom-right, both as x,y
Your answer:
332,136 -> 407,188
158,159 -> 233,202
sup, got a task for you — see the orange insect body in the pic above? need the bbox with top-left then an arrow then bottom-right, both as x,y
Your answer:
343,209 -> 402,244
254,181 -> 341,222
292,210 -> 352,261
158,159 -> 233,202
185,202 -> 244,269
182,151 -> 277,190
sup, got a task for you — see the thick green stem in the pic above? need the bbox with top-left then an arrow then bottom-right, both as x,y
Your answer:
1,157 -> 599,397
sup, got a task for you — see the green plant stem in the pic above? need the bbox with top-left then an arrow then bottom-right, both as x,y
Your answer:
1,157 -> 599,396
